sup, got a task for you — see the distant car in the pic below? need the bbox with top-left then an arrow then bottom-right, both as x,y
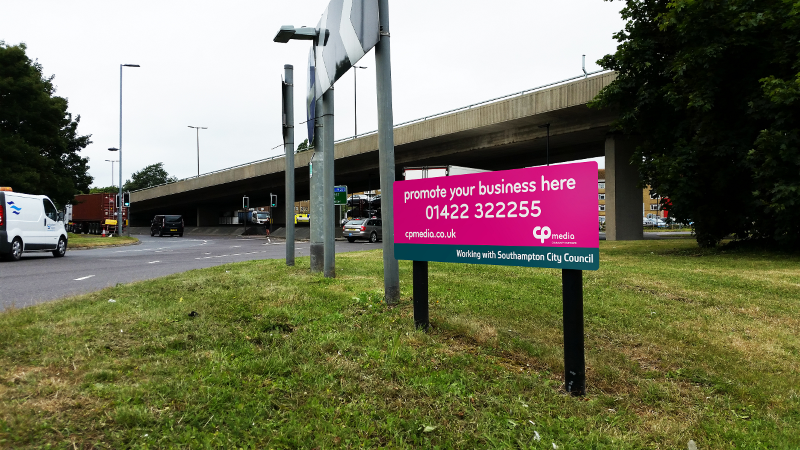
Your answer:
643,218 -> 668,228
295,214 -> 310,224
151,215 -> 184,237
343,218 -> 382,243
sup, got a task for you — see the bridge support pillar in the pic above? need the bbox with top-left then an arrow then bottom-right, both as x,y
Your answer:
604,134 -> 643,241
196,207 -> 218,227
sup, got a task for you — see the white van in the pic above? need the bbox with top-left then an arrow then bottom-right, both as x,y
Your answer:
0,189 -> 68,261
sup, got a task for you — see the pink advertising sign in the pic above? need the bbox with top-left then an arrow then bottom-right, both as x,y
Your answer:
393,162 -> 599,270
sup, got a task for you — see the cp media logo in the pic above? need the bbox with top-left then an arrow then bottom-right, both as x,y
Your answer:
532,226 -> 551,243
7,201 -> 22,215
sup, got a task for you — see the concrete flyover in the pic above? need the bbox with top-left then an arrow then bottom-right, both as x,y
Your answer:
130,72 -> 642,240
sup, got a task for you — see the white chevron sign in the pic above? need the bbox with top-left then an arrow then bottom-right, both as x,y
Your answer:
312,0 -> 380,101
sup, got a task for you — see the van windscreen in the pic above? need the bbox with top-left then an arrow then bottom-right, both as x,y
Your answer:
165,215 -> 182,222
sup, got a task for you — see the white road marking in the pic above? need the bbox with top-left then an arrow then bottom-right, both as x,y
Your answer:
148,261 -> 160,264
74,275 -> 95,281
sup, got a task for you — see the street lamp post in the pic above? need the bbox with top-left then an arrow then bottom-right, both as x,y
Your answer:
117,64 -> 140,236
188,126 -> 208,177
105,159 -> 118,186
353,65 -> 367,138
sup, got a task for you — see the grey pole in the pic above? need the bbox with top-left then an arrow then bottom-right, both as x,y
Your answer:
375,0 -> 400,304
188,126 -> 208,177
309,98 -> 325,273
284,65 -> 295,266
118,65 -> 123,237
118,64 -> 139,236
322,87 -> 335,278
117,64 -> 139,236
354,67 -> 357,137
105,160 -> 116,186
353,65 -> 367,138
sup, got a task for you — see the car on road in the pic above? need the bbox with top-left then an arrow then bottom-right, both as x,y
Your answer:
151,215 -> 184,237
343,218 -> 382,243
295,213 -> 310,225
0,188 -> 68,261
643,217 -> 668,228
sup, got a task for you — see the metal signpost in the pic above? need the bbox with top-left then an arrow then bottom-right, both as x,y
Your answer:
393,162 -> 600,395
282,66 -> 295,266
274,0 -> 398,297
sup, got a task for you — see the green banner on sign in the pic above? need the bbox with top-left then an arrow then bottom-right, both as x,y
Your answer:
395,243 -> 599,271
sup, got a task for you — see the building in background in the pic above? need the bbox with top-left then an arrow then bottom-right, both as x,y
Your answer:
597,169 -> 667,226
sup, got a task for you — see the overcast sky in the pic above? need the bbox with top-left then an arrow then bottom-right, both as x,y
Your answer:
1,0 -> 624,188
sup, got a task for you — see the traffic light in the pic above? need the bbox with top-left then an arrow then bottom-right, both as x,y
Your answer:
270,194 -> 278,208
243,196 -> 249,209
115,193 -> 120,208
123,192 -> 130,207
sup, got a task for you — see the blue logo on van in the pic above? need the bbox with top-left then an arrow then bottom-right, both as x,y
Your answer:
7,201 -> 21,215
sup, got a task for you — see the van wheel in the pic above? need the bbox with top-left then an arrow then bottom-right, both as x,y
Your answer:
150,228 -> 155,237
7,238 -> 23,261
370,232 -> 378,243
53,236 -> 67,257
178,233 -> 184,237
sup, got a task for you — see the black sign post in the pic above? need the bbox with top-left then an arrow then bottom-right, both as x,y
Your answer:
562,269 -> 586,395
412,261 -> 429,331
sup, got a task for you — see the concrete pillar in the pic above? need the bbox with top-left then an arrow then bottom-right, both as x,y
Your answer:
604,134 -> 643,241
196,207 -> 218,227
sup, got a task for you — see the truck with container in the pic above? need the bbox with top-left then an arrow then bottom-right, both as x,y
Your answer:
402,165 -> 489,180
67,193 -> 127,235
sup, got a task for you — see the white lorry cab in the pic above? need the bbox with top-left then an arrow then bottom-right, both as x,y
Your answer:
0,188 -> 68,261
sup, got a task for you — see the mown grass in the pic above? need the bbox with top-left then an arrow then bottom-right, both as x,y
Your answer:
68,233 -> 138,249
1,239 -> 798,449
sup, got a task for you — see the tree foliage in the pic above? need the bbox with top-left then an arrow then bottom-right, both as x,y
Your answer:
89,186 -> 119,194
0,42 -> 93,206
592,0 -> 800,248
124,163 -> 177,192
296,138 -> 311,152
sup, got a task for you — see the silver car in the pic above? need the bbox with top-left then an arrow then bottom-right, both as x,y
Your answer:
343,218 -> 382,243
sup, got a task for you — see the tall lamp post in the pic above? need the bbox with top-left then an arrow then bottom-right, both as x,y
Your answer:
115,63 -> 140,236
105,159 -> 118,186
353,65 -> 367,138
188,126 -> 207,177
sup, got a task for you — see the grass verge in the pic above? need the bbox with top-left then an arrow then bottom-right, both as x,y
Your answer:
68,233 -> 138,249
1,238 -> 798,448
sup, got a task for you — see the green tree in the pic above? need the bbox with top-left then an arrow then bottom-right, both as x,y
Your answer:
592,0 -> 800,248
89,186 -> 119,194
296,138 -> 312,152
124,163 -> 178,192
0,42 -> 93,206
